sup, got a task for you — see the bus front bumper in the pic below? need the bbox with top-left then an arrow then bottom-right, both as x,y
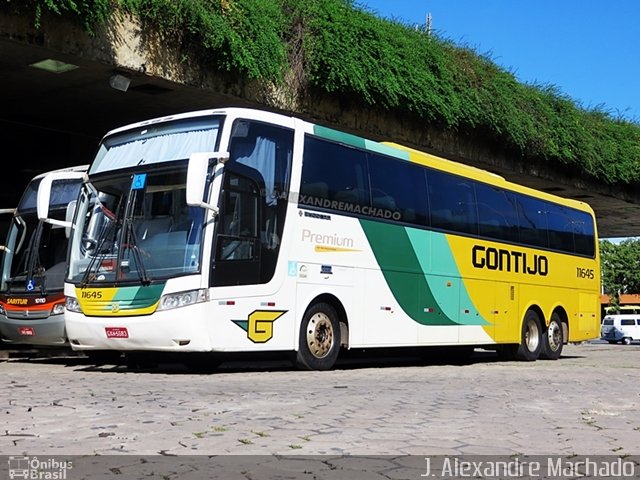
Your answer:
65,305 -> 213,352
0,314 -> 67,346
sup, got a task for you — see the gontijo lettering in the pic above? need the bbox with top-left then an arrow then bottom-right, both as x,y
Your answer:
472,245 -> 548,276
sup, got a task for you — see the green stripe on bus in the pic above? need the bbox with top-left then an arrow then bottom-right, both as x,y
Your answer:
112,283 -> 165,307
363,140 -> 410,160
313,125 -> 367,149
313,125 -> 411,161
360,219 -> 456,326
407,230 -> 488,326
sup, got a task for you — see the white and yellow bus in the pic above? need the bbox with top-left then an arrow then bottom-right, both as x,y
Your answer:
37,108 -> 600,369
0,165 -> 86,346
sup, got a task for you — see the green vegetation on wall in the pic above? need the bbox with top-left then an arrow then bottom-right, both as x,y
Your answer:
4,0 -> 640,185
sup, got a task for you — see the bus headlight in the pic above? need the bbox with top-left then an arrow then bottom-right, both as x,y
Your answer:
66,296 -> 83,313
158,289 -> 209,311
51,303 -> 65,315
0,304 -> 5,315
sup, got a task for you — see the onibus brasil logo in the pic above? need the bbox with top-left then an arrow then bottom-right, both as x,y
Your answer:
232,310 -> 287,343
8,456 -> 73,479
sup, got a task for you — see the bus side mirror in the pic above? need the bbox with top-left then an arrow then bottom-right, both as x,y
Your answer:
65,200 -> 76,238
37,175 -> 53,221
186,152 -> 228,215
37,171 -> 86,227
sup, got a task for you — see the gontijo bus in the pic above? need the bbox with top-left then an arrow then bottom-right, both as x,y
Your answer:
0,166 -> 86,345
37,108 -> 600,369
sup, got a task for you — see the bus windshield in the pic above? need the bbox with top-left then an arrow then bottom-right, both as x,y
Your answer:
90,116 -> 221,175
1,178 -> 82,293
67,116 -> 221,285
67,168 -> 206,285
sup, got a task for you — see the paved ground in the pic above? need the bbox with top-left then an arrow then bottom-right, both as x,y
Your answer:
1,342 -> 639,478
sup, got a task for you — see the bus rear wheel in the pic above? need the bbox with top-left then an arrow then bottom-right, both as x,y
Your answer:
540,312 -> 564,360
295,302 -> 341,371
514,310 -> 542,361
497,311 -> 542,361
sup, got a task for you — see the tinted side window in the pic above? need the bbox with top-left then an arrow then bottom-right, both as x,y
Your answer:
474,183 -> 519,243
428,169 -> 478,235
546,203 -> 575,253
368,153 -> 429,226
516,196 -> 548,248
300,136 -> 369,212
572,210 -> 595,257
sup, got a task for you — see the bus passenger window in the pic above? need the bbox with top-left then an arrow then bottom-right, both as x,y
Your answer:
428,169 -> 478,235
368,152 -> 429,226
301,136 -> 369,212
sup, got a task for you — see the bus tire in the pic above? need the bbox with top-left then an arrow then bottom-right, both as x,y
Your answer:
514,309 -> 542,361
622,337 -> 632,345
295,302 -> 341,371
540,312 -> 564,360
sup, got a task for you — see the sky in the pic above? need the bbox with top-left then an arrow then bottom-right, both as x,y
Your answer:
358,0 -> 639,123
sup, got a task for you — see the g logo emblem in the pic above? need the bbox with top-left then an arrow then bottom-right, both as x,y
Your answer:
232,310 -> 287,343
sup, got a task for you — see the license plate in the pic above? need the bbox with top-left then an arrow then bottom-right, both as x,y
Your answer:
105,327 -> 129,339
18,327 -> 35,336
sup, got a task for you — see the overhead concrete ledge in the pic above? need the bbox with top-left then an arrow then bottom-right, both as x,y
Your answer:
1,9 -> 639,237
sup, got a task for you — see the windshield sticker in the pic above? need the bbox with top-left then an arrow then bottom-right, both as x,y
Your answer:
131,173 -> 147,190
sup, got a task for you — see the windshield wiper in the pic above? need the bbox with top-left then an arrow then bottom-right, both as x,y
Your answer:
9,224 -> 43,294
121,219 -> 151,286
26,223 -> 48,295
80,217 -> 118,287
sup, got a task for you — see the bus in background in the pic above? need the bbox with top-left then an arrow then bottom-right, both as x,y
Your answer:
0,208 -> 15,246
0,166 -> 87,346
38,108 -> 600,370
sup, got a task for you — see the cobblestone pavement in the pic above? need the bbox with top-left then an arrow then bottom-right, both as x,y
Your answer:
1,342 -> 639,478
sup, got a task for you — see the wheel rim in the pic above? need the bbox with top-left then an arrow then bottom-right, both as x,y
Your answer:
547,321 -> 562,352
525,317 -> 540,352
306,312 -> 334,359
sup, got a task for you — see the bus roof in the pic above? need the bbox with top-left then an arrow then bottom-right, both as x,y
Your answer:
383,142 -> 594,214
30,164 -> 89,182
96,107 -> 593,215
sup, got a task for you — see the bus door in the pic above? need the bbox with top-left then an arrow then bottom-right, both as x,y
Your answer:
210,120 -> 294,290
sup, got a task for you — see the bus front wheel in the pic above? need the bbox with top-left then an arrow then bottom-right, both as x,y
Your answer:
540,312 -> 564,360
295,302 -> 341,371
